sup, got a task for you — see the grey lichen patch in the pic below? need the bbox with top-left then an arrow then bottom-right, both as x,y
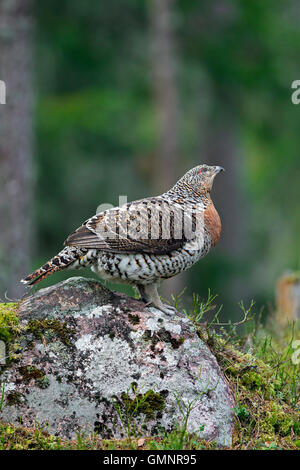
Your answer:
18,277 -> 115,320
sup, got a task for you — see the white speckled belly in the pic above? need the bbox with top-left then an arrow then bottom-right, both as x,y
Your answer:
91,232 -> 211,285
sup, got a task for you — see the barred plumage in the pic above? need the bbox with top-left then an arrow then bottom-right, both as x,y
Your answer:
22,164 -> 224,314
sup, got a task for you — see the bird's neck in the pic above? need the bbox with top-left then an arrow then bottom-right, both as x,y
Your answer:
165,184 -> 211,205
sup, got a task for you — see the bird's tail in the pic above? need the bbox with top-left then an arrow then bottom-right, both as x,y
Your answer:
21,246 -> 86,287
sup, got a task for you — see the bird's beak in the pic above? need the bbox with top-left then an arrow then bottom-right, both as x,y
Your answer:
214,166 -> 225,174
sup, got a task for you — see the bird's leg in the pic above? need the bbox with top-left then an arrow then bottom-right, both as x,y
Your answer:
140,283 -> 177,316
135,284 -> 158,309
135,284 -> 149,303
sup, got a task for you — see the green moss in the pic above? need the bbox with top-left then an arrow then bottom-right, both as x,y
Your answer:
196,327 -> 300,450
6,391 -> 24,407
18,365 -> 50,389
18,365 -> 45,382
241,371 -> 264,390
128,314 -> 140,325
0,303 -> 19,343
143,328 -> 185,351
137,391 -> 165,419
0,303 -> 22,367
36,376 -> 50,389
27,318 -> 74,346
0,419 -> 215,450
267,402 -> 300,437
294,440 -> 300,449
121,389 -> 165,420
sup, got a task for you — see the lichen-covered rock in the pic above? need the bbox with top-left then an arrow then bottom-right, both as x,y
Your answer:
0,277 -> 234,446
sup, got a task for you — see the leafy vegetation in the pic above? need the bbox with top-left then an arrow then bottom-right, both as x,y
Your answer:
181,292 -> 300,450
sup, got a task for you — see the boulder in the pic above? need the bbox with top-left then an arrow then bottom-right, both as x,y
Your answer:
0,277 -> 234,446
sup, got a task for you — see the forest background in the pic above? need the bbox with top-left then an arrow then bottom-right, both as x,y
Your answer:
0,0 -> 300,323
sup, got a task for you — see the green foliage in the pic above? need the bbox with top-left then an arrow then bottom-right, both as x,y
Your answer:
0,383 -> 4,412
184,292 -> 300,450
0,303 -> 21,366
112,384 -> 165,444
0,303 -> 19,344
233,405 -> 250,422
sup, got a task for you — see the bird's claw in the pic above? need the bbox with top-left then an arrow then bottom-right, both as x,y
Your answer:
159,304 -> 178,316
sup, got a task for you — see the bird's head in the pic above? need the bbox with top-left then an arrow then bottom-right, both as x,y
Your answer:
171,164 -> 225,199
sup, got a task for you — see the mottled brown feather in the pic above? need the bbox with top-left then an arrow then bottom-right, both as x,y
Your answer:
64,201 -> 189,255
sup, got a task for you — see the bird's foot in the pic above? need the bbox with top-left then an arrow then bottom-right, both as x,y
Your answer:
145,300 -> 178,316
136,284 -> 178,316
158,303 -> 178,316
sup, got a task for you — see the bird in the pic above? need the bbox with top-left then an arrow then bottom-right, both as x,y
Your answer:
21,164 -> 224,314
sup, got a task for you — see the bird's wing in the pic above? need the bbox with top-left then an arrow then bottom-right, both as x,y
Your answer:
64,199 -> 202,255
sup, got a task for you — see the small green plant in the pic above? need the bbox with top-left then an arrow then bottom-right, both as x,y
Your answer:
112,384 -> 164,445
234,405 -> 250,421
252,322 -> 300,408
149,371 -> 218,450
184,289 -> 223,326
0,382 -> 5,411
171,393 -> 205,449
174,291 -> 299,449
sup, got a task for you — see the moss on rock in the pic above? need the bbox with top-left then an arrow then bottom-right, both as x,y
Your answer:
18,365 -> 50,389
128,314 -> 140,325
6,391 -> 24,407
120,389 -> 165,420
196,324 -> 300,450
0,303 -> 19,344
0,303 -> 22,368
27,318 -> 74,346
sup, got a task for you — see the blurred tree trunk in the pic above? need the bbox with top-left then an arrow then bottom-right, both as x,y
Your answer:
0,0 -> 34,299
149,0 -> 185,301
149,0 -> 179,193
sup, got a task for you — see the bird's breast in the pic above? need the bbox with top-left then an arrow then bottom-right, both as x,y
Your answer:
204,202 -> 222,247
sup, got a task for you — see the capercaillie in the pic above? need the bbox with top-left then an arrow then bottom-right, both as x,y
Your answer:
22,164 -> 224,314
